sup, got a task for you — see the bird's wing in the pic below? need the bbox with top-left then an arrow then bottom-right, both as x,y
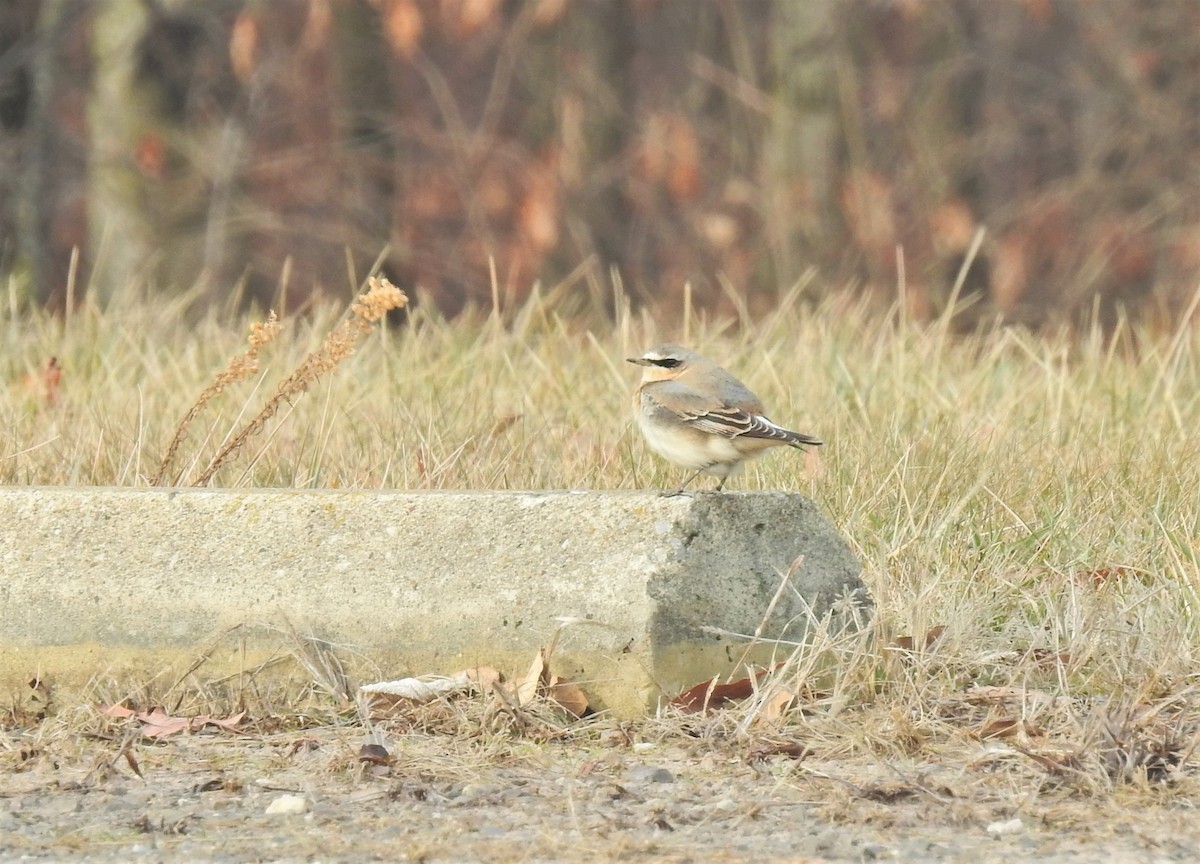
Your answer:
643,381 -> 821,446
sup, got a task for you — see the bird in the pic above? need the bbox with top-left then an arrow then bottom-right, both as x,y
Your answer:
628,344 -> 822,495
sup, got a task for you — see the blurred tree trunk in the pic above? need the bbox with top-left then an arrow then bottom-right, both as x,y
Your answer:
0,0 -> 38,281
973,0 -> 1084,320
237,0 -> 345,306
22,0 -> 92,310
548,0 -> 636,306
90,0 -> 154,302
765,2 -> 839,290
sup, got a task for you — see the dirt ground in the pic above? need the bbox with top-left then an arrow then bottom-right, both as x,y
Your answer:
3,722 -> 1198,864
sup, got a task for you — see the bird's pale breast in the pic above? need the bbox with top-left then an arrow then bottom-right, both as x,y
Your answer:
636,393 -> 750,472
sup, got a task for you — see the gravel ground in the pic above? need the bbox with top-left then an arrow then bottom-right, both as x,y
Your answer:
3,725 -> 1198,863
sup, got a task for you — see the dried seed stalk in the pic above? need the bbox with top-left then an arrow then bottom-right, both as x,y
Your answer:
152,311 -> 282,486
191,277 -> 407,486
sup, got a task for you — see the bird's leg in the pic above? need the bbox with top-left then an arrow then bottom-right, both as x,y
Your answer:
661,469 -> 703,498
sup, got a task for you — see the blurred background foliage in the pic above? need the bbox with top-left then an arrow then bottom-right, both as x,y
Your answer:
2,0 -> 1199,326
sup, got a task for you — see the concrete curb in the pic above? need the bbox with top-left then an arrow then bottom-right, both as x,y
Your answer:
0,488 -> 867,715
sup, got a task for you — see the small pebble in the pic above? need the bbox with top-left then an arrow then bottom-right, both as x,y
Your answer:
458,782 -> 496,802
986,817 -> 1024,836
265,794 -> 309,816
626,765 -> 675,784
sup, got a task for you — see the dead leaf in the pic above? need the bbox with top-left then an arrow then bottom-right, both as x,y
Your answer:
758,687 -> 797,723
672,676 -> 751,712
515,648 -> 546,707
141,708 -> 195,738
747,742 -> 808,762
122,747 -> 144,779
977,717 -> 1045,740
191,779 -> 225,794
205,712 -> 246,732
977,717 -> 1020,739
547,679 -> 589,718
358,743 -> 392,766
1013,744 -> 1083,777
856,782 -> 918,803
362,675 -> 471,701
100,705 -> 245,739
287,737 -> 321,756
671,664 -> 784,713
504,624 -> 594,716
360,666 -> 501,702
464,665 -> 502,689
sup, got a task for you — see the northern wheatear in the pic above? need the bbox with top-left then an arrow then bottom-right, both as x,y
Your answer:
628,344 -> 822,495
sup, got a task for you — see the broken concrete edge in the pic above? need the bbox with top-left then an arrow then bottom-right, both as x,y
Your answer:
0,488 -> 871,717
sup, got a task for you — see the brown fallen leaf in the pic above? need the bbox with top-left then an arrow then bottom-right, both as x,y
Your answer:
358,743 -> 392,766
464,665 -> 503,689
1012,744 -> 1084,777
516,649 -> 546,707
977,717 -> 1046,740
503,623 -> 594,717
123,747 -> 144,779
747,742 -> 809,762
287,736 -> 321,756
977,717 -> 1020,739
671,664 -> 785,713
855,782 -> 918,803
101,705 -> 246,739
547,679 -> 589,718
191,779 -> 226,794
758,687 -> 798,723
512,649 -> 591,717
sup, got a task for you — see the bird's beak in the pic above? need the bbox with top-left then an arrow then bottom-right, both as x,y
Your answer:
627,357 -> 652,366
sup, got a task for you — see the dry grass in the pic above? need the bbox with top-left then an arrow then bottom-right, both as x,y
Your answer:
3,270 -> 1200,804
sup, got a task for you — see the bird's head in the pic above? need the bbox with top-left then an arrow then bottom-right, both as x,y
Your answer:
627,344 -> 703,383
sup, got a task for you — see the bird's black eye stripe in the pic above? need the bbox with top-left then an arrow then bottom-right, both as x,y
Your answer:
653,358 -> 681,368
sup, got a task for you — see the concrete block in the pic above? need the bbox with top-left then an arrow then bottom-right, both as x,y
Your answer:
0,488 -> 867,715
